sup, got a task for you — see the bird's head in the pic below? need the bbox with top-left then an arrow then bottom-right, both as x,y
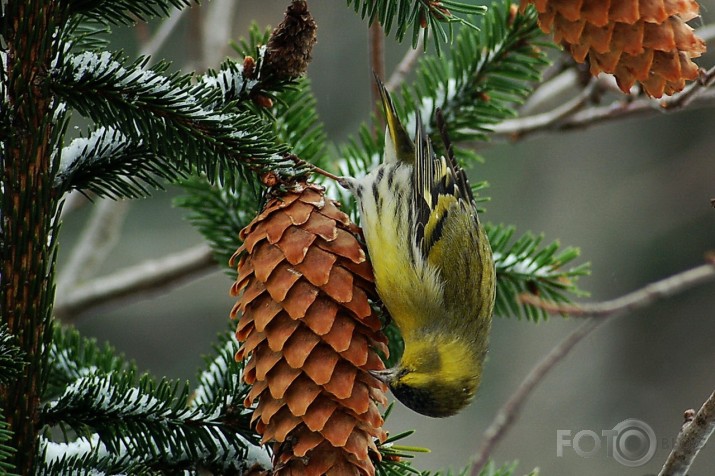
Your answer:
371,337 -> 483,418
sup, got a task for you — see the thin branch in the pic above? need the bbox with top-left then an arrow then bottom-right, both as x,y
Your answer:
385,35 -> 424,92
369,20 -> 386,136
518,68 -> 580,116
57,199 -> 130,295
488,20 -> 715,141
469,318 -> 605,475
186,5 -> 204,72
490,73 -> 715,140
59,190 -> 90,219
470,260 -> 715,474
54,244 -> 217,322
201,0 -> 238,68
659,390 -> 715,476
139,6 -> 188,60
520,260 -> 715,317
491,77 -> 599,138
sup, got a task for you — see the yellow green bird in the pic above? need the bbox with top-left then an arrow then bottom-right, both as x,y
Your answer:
340,80 -> 496,417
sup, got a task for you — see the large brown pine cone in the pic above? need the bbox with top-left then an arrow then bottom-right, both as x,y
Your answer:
230,183 -> 389,475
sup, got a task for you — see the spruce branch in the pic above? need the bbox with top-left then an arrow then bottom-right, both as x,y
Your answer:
401,1 -> 549,147
659,390 -> 715,476
41,372 -> 253,473
54,244 -> 216,322
0,409 -> 16,475
175,77 -> 329,268
489,224 -> 589,321
67,0 -> 196,26
45,325 -> 137,400
38,434 -> 145,475
347,0 -> 486,54
341,1 -> 550,175
55,126 -> 188,198
190,334 -> 264,449
50,50 -> 289,189
175,178 -> 256,270
0,324 -> 26,386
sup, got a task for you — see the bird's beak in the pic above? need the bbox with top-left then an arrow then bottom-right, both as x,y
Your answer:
369,367 -> 398,384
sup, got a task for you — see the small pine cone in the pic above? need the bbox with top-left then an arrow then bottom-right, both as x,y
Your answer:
521,0 -> 706,97
230,183 -> 389,476
264,0 -> 317,79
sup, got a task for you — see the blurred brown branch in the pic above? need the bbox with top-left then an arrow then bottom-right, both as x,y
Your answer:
487,22 -> 715,142
470,259 -> 715,475
659,390 -> 715,476
520,260 -> 715,317
386,35 -> 424,92
54,244 -> 216,322
470,318 -> 605,475
491,66 -> 715,141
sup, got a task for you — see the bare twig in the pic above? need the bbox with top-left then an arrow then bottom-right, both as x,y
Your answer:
59,190 -> 90,219
201,0 -> 238,68
369,21 -> 386,123
659,390 -> 715,476
520,261 -> 715,317
386,35 -> 424,92
54,244 -> 217,322
488,22 -> 715,141
139,7 -> 188,60
518,68 -> 580,116
57,200 -> 130,296
661,65 -> 715,110
492,77 -> 599,138
470,260 -> 715,474
470,318 -> 605,475
491,68 -> 715,141
186,5 -> 204,71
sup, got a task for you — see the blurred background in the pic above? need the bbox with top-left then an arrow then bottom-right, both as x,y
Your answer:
58,2 -> 715,474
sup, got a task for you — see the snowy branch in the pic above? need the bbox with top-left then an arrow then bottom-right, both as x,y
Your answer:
54,244 -> 216,322
659,390 -> 715,476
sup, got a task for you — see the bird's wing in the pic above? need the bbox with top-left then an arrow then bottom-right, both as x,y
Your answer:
412,113 -> 476,260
